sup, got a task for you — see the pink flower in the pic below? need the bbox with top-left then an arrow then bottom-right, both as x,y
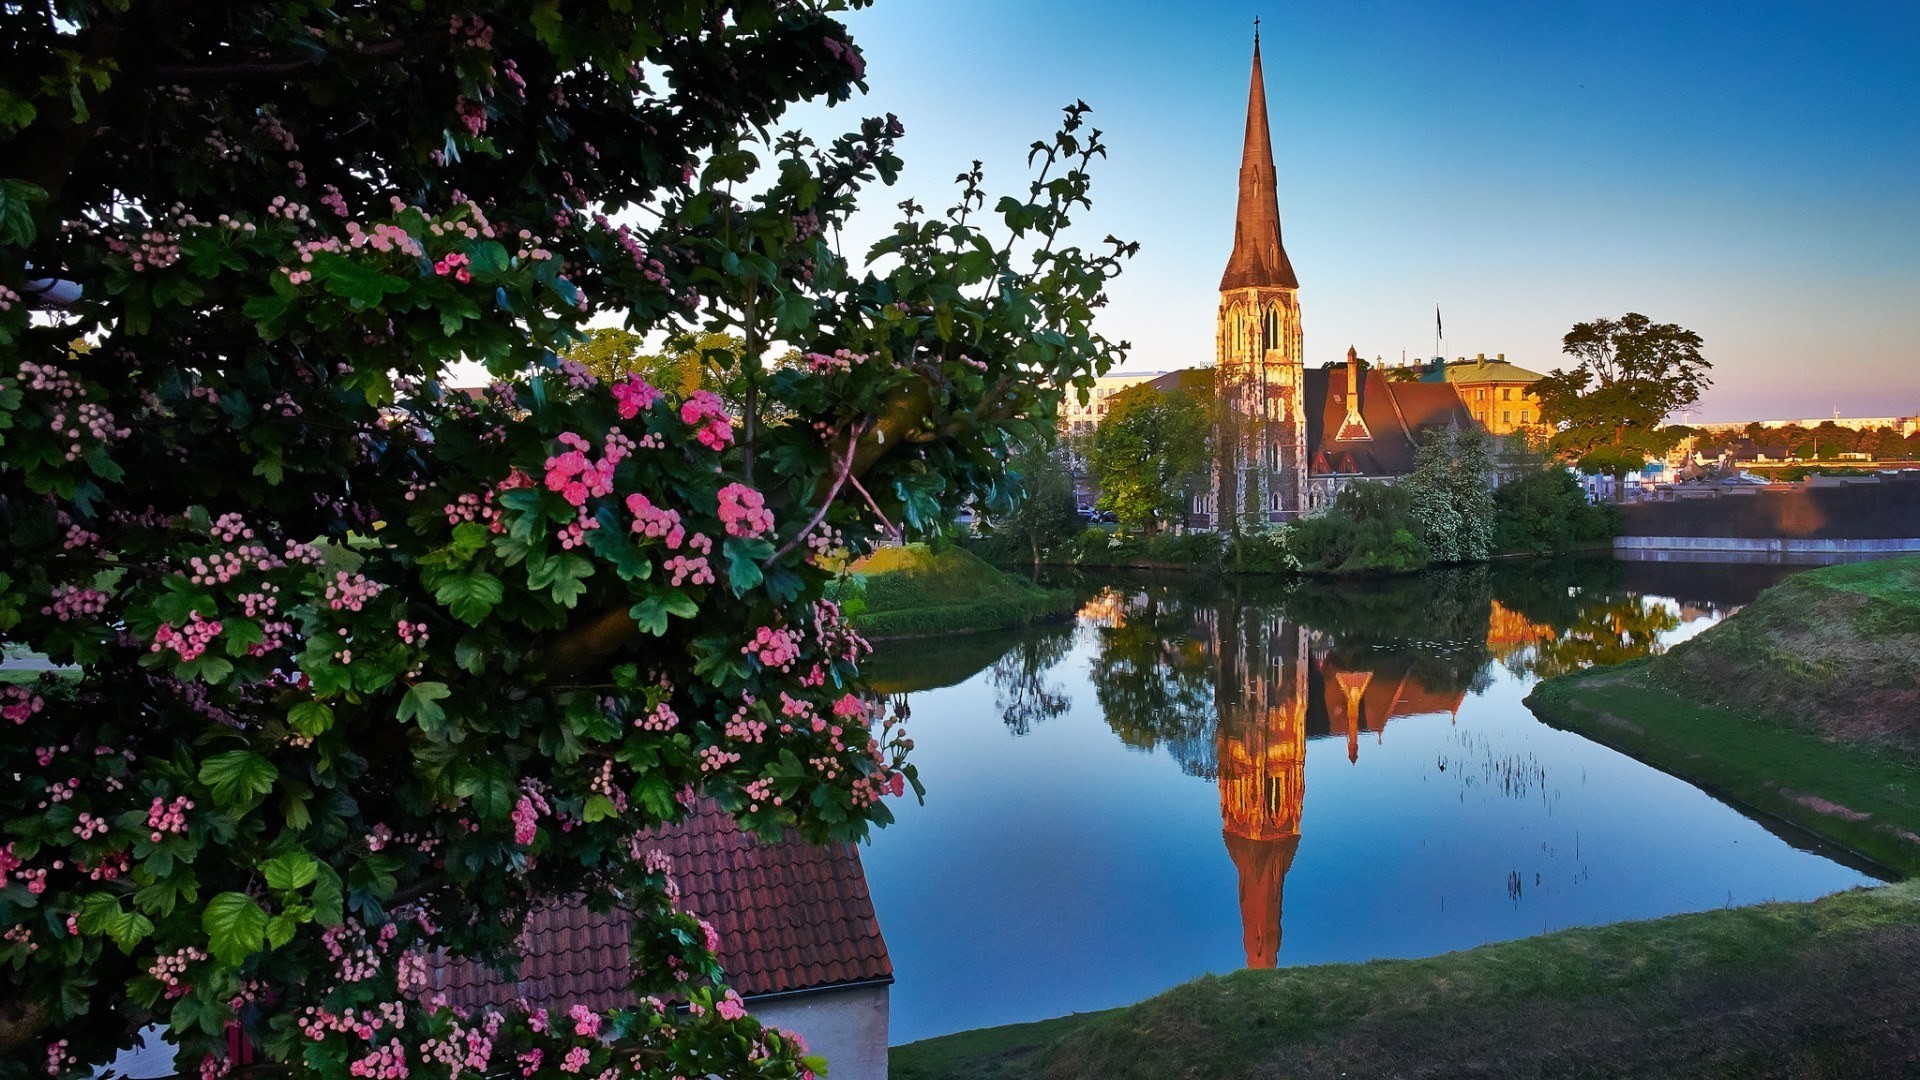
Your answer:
611,376 -> 662,419
716,483 -> 774,539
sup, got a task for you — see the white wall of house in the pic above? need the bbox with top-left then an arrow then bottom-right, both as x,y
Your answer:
750,983 -> 890,1080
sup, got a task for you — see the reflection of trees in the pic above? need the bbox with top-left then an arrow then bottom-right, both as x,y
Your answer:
1089,582 -> 1220,778
990,622 -> 1077,737
1283,566 -> 1495,702
1488,558 -> 1681,679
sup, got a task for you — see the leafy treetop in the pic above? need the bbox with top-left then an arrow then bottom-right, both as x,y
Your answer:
0,3 -> 1132,1080
1533,313 -> 1711,492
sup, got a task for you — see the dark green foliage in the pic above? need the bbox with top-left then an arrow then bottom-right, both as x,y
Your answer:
1290,481 -> 1430,574
1491,466 -> 1618,553
1403,426 -> 1495,563
988,446 -> 1084,566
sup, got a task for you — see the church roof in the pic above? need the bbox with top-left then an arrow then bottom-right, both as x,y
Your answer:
1303,363 -> 1473,477
1220,35 -> 1299,292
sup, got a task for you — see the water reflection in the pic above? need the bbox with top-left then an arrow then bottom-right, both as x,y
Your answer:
865,558 -> 1877,1042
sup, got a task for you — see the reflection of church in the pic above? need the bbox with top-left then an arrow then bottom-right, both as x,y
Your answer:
1209,620 -> 1475,969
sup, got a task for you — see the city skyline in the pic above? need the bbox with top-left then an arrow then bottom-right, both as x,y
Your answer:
789,0 -> 1919,421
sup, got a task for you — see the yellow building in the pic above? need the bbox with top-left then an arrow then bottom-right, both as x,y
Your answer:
1408,353 -> 1547,437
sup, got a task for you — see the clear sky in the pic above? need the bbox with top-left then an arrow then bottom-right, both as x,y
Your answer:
785,0 -> 1920,422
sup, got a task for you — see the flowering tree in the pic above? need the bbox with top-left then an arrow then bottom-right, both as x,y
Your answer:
0,3 -> 1131,1079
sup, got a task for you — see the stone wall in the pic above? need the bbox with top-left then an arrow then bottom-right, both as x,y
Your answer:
1616,476 -> 1920,544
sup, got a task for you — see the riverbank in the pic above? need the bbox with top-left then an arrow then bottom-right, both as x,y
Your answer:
1526,555 -> 1920,875
891,880 -> 1920,1079
833,545 -> 1073,640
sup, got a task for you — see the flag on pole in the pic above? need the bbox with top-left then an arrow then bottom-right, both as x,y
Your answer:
1435,305 -> 1443,340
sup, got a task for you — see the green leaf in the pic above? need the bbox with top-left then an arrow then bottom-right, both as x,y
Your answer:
288,701 -> 333,737
311,867 -> 344,926
581,793 -> 618,823
526,551 -> 593,607
203,892 -> 269,966
260,852 -> 318,892
264,914 -> 299,950
629,596 -> 670,636
197,751 -> 277,810
723,538 -> 768,594
397,682 -> 452,732
0,178 -> 47,247
433,570 -> 504,625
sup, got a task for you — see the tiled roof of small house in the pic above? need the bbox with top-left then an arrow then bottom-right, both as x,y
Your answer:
428,802 -> 891,1009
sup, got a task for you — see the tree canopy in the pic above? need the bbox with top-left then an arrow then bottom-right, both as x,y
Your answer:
1533,313 -> 1710,493
0,3 -> 1132,1079
1086,380 -> 1210,538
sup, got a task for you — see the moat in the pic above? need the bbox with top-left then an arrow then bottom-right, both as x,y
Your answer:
861,558 -> 1881,1043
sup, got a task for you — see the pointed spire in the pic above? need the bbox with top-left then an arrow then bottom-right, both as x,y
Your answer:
1221,28 -> 1299,292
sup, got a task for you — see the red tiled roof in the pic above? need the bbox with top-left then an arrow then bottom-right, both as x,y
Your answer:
429,802 -> 891,1009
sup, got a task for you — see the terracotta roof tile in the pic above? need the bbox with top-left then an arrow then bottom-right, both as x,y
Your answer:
429,802 -> 890,1010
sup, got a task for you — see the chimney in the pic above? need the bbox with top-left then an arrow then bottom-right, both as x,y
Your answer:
1476,353 -> 1486,367
1497,353 -> 1505,363
1336,346 -> 1372,441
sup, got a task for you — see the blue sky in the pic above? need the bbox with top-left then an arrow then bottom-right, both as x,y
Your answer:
786,0 -> 1919,421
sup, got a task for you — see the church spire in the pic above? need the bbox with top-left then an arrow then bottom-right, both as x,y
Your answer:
1221,28 -> 1299,291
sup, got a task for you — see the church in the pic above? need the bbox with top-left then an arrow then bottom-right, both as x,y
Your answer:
1185,31 -> 1494,529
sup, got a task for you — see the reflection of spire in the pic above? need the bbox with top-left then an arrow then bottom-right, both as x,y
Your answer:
1215,611 -> 1308,969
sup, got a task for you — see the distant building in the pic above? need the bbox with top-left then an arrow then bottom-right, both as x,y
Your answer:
1402,353 -> 1548,437
1058,371 -> 1166,438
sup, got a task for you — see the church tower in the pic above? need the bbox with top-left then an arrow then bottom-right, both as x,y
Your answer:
1216,25 -> 1307,527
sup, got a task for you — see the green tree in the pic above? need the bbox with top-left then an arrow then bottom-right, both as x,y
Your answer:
1404,425 -> 1496,563
1289,481 -> 1430,574
991,444 -> 1083,566
562,327 -> 714,398
1491,466 -> 1616,553
1087,381 -> 1210,538
1534,313 -> 1711,500
0,5 -> 1134,1079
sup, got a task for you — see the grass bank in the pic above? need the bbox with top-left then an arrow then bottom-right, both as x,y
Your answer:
832,545 -> 1072,640
891,881 -> 1920,1079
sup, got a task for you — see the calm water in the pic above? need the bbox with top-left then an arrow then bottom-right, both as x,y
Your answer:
860,558 -> 1881,1044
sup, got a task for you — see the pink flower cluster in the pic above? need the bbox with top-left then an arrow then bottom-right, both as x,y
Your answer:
717,483 -> 774,539
544,432 -> 620,508
568,1004 -> 601,1038
635,701 -> 678,732
625,494 -> 686,548
347,1040 -> 409,1080
662,554 -> 713,587
1,686 -> 44,724
511,788 -> 550,846
743,625 -> 802,671
40,585 -> 107,623
146,796 -> 193,841
435,251 -> 472,283
325,571 -> 386,612
679,391 -> 733,451
151,613 -> 223,662
802,348 -> 870,375
611,374 -> 663,419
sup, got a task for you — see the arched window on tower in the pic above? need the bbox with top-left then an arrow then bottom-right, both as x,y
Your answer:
1264,306 -> 1279,353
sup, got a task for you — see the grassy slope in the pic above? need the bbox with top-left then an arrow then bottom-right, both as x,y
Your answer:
1525,555 -> 1920,876
836,545 -> 1072,640
892,881 -> 1920,1080
891,557 -> 1920,1078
